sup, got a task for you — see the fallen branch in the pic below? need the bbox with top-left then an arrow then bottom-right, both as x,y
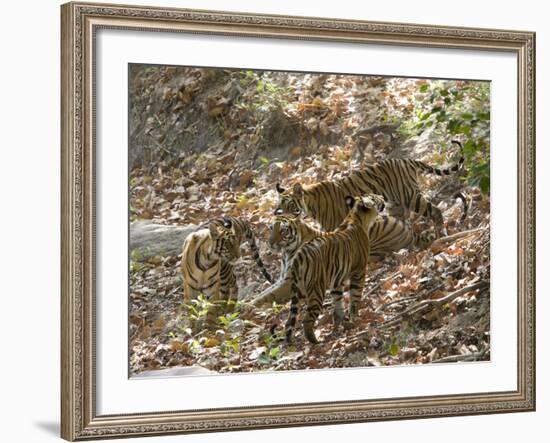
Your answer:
375,283 -> 444,313
430,227 -> 486,251
431,347 -> 489,364
363,270 -> 401,299
379,280 -> 489,329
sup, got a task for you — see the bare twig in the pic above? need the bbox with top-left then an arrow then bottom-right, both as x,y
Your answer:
379,280 -> 489,329
431,346 -> 489,364
478,239 -> 490,257
375,282 -> 444,313
431,227 -> 486,249
148,134 -> 174,156
363,270 -> 401,299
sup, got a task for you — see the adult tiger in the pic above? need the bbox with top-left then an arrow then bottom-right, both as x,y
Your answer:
181,216 -> 273,324
274,195 -> 384,344
368,214 -> 435,260
275,140 -> 464,231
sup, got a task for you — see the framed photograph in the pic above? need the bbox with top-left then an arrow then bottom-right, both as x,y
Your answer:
61,1 -> 535,440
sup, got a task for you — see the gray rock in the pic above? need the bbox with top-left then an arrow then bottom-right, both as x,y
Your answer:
130,221 -> 197,260
133,365 -> 215,378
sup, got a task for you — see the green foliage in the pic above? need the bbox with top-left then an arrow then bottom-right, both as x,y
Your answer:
183,294 -> 215,322
270,301 -> 286,315
259,156 -> 271,166
220,336 -> 241,357
217,310 -> 240,330
405,81 -> 491,193
130,249 -> 145,273
236,71 -> 293,113
389,341 -> 400,357
385,321 -> 418,357
257,345 -> 281,365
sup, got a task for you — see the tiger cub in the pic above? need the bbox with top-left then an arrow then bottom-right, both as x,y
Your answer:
275,140 -> 464,231
181,218 -> 239,313
212,216 -> 274,285
269,211 -> 434,273
277,195 -> 384,344
181,216 -> 272,323
256,212 -> 432,311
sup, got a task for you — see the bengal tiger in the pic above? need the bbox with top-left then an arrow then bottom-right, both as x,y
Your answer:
275,140 -> 464,231
274,195 -> 384,344
269,211 -> 434,271
181,216 -> 272,324
368,214 -> 435,260
254,211 -> 433,309
212,216 -> 274,285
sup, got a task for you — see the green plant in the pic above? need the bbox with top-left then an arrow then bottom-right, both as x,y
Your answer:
220,336 -> 241,357
270,302 -> 286,315
236,71 -> 294,113
258,345 -> 281,365
404,81 -> 491,193
130,249 -> 145,273
183,294 -> 215,322
384,321 -> 418,357
218,310 -> 240,330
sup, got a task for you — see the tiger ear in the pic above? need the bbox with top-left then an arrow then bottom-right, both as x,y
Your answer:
374,195 -> 385,212
345,195 -> 356,209
274,208 -> 284,215
292,183 -> 304,197
208,223 -> 220,238
276,183 -> 285,194
222,216 -> 232,229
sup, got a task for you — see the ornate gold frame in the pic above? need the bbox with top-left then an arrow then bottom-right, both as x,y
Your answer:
61,1 -> 536,440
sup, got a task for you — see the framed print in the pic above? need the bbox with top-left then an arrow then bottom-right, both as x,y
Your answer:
61,1 -> 536,440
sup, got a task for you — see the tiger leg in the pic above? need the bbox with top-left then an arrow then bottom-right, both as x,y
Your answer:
182,281 -> 198,304
303,287 -> 325,344
348,271 -> 366,323
205,280 -> 222,328
386,201 -> 407,219
331,289 -> 345,329
219,262 -> 238,313
183,280 -> 201,304
284,282 -> 303,344
409,192 -> 443,226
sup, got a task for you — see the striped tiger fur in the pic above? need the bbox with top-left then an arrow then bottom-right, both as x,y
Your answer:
181,216 -> 273,323
181,218 -> 241,315
269,211 -> 434,273
276,195 -> 384,344
208,216 -> 274,284
369,215 -> 435,260
255,212 -> 433,310
276,140 -> 464,231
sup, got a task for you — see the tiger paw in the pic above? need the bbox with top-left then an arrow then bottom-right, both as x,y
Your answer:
304,328 -> 320,344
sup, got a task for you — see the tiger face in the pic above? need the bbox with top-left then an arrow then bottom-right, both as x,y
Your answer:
268,211 -> 299,252
208,220 -> 240,263
275,182 -> 304,216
